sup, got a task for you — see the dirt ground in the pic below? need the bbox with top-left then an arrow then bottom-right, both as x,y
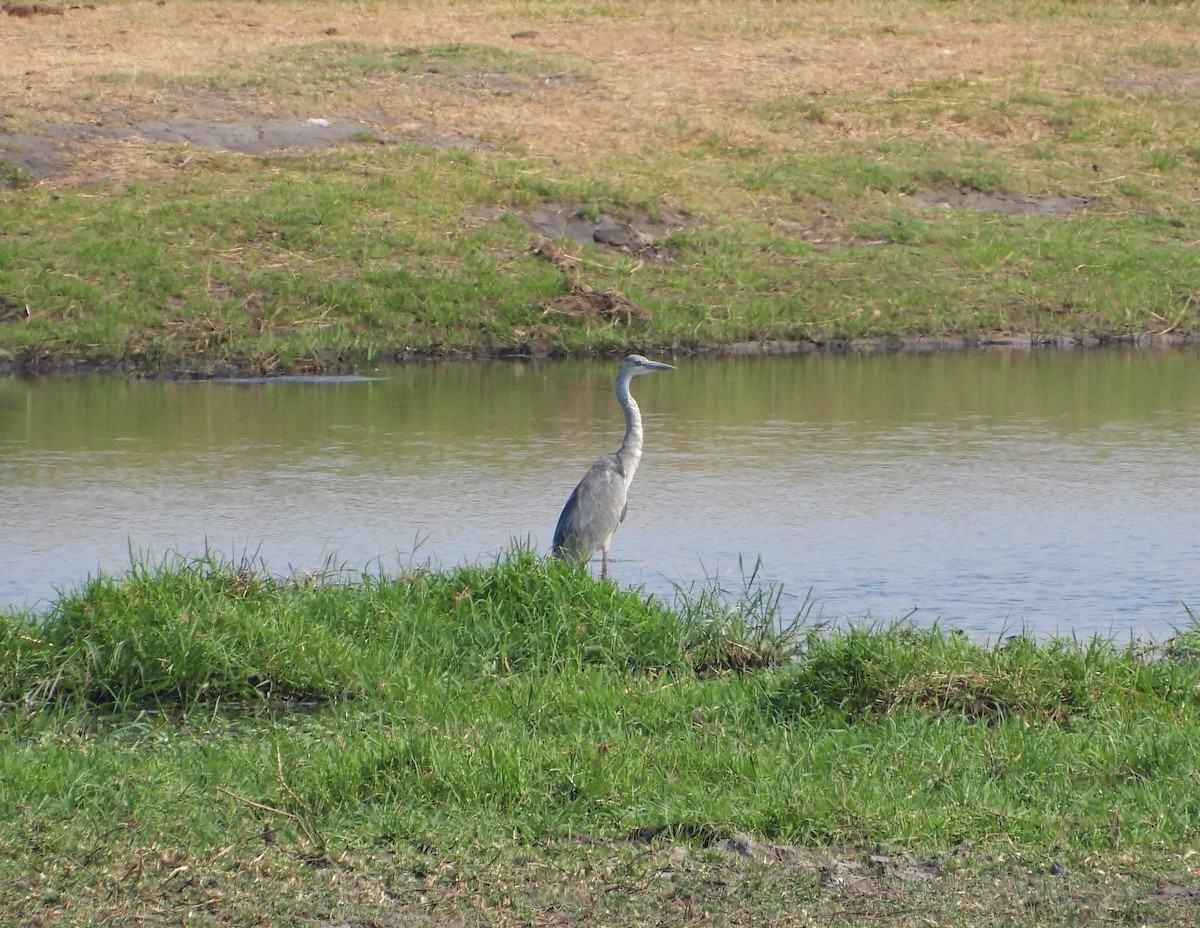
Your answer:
15,829 -> 1200,928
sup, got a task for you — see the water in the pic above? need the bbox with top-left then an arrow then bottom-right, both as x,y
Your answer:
2,351 -> 1198,641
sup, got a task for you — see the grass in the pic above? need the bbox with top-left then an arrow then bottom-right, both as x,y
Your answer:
3,552 -> 1200,925
0,0 -> 1198,373
1,145 -> 1195,371
0,159 -> 35,192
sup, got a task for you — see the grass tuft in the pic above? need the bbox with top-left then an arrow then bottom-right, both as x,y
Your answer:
5,552 -> 365,708
771,623 -> 1200,724
673,557 -> 812,675
0,158 -> 36,191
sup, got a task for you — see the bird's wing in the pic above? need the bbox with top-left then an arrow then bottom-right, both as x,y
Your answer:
553,454 -> 628,557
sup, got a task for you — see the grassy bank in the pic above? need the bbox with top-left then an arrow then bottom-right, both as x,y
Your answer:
2,554 -> 1199,925
1,0 -> 1198,374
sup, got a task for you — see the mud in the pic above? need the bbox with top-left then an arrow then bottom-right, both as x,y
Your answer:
0,117 -> 400,178
468,202 -> 691,262
5,329 -> 1200,379
522,203 -> 690,260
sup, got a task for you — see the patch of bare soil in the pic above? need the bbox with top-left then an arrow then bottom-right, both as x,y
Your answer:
532,233 -> 650,326
712,833 -> 946,892
1108,70 -> 1200,100
524,203 -> 689,260
465,203 -> 689,328
0,117 -> 392,177
2,3 -> 69,16
910,188 -> 1092,217
605,833 -> 1200,926
457,201 -> 689,330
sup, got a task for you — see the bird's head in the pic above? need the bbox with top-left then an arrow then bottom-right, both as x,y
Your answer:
622,354 -> 676,377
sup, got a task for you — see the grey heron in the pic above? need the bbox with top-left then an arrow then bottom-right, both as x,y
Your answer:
552,354 -> 676,579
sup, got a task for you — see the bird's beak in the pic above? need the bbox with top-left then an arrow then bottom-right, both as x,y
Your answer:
646,360 -> 676,371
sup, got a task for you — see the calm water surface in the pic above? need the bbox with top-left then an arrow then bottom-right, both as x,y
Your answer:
2,351 -> 1198,640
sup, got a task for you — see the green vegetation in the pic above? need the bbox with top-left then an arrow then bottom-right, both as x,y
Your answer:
0,159 -> 35,192
2,141 -> 1195,373
3,553 -> 1199,925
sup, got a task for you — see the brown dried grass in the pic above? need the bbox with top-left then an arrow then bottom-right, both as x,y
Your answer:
2,0 -> 1194,186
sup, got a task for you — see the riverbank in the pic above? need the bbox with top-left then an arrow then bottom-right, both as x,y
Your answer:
6,330 -> 1200,379
2,553 -> 1199,926
2,0 -> 1198,377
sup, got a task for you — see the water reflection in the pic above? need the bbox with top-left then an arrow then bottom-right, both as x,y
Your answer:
2,350 -> 1198,640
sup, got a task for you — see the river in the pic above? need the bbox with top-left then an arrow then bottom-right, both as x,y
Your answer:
2,350 -> 1198,641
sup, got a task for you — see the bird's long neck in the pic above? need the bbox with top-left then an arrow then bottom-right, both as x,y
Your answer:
615,369 -> 643,480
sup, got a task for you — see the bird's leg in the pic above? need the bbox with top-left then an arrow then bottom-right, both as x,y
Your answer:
601,549 -> 609,581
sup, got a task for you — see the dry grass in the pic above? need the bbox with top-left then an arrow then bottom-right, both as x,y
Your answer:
3,0 -> 1195,186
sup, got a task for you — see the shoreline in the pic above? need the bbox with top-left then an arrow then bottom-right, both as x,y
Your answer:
5,329 -> 1199,379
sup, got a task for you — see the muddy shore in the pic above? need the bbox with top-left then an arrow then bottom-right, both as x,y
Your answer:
5,330 -> 1200,379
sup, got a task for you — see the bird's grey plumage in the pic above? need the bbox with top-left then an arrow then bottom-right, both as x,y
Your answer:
552,354 -> 675,579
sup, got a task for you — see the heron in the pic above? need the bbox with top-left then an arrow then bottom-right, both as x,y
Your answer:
552,354 -> 676,579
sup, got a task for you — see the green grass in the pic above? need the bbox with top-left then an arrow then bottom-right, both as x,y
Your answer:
2,553 -> 1200,927
0,159 -> 36,192
6,553 -> 1200,853
2,141 -> 1196,372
